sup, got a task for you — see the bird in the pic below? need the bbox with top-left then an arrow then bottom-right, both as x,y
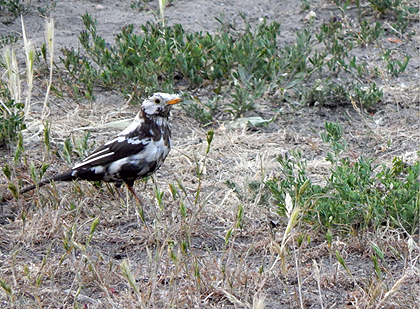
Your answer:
19,92 -> 183,203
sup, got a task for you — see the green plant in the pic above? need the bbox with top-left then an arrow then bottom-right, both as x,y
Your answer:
367,0 -> 418,34
130,0 -> 152,11
60,13 -> 281,105
0,34 -> 19,48
59,8 -> 413,119
351,82 -> 383,108
368,0 -> 401,14
266,122 -> 419,235
182,94 -> 220,126
0,98 -> 26,147
0,0 -> 26,18
357,20 -> 383,44
0,45 -> 26,147
381,50 -> 412,77
52,131 -> 94,165
36,1 -> 56,17
227,66 -> 265,117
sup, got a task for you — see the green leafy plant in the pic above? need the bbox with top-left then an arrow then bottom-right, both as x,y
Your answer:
0,46 -> 26,147
381,50 -> 412,77
59,8 -> 412,119
368,0 -> 401,14
266,122 -> 419,235
367,0 -> 418,34
227,66 -> 265,117
36,1 -> 56,17
59,13 -> 281,107
0,0 -> 26,18
0,34 -> 19,49
130,0 -> 152,11
0,98 -> 26,147
182,94 -> 220,126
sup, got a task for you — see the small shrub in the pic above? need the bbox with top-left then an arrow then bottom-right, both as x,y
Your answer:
0,98 -> 26,147
0,0 -> 26,18
266,122 -> 419,235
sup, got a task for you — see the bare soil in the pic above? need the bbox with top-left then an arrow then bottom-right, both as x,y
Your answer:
0,0 -> 419,308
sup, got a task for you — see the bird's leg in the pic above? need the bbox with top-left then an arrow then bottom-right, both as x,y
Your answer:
126,184 -> 152,234
127,185 -> 147,221
112,184 -> 126,204
127,185 -> 142,206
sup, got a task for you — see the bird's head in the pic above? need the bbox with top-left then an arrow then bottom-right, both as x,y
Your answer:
142,93 -> 182,118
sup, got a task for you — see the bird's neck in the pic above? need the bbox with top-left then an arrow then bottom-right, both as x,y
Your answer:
141,110 -> 169,127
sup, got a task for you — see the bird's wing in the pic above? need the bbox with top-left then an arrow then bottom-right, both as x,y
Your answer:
73,136 -> 151,169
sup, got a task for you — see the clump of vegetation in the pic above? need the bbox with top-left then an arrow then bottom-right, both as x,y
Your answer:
0,45 -> 28,147
0,0 -> 26,18
0,97 -> 25,148
58,1 -> 415,122
0,0 -> 57,18
266,122 -> 419,235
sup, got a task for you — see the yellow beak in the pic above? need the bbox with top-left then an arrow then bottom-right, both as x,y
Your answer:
167,97 -> 183,105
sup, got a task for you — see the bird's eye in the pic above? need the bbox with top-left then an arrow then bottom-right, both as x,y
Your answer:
154,99 -> 161,104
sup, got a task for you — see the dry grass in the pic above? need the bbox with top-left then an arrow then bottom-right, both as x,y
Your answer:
1,92 -> 419,307
1,1 -> 419,308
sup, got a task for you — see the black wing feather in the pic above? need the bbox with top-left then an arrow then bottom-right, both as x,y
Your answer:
75,137 -> 150,169
75,117 -> 165,169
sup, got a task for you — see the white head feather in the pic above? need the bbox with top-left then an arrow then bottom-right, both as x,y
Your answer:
142,93 -> 182,116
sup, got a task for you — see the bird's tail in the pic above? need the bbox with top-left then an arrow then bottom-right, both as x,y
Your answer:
19,169 -> 75,194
